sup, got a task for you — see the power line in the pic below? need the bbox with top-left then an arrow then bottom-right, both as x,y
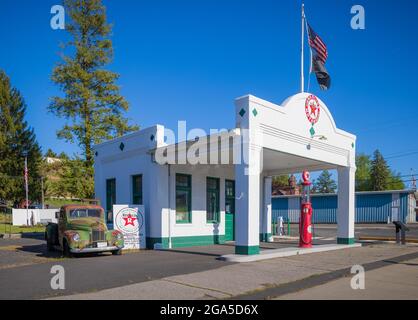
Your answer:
386,150 -> 418,160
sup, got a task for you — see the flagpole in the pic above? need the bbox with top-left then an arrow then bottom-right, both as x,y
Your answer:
24,154 -> 29,226
300,3 -> 305,93
305,13 -> 312,92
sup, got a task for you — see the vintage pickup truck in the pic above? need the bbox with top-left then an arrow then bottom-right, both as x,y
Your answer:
45,205 -> 124,256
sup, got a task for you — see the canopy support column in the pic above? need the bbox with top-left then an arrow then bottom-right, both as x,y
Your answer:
261,176 -> 273,242
337,166 -> 356,244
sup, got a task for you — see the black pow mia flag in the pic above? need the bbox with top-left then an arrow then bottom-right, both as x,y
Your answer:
312,56 -> 331,90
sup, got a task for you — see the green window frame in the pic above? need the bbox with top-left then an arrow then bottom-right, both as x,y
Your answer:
206,177 -> 220,223
225,179 -> 235,214
106,178 -> 116,223
132,174 -> 143,205
175,174 -> 192,223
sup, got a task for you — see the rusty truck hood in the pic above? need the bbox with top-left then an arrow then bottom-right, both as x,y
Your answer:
67,217 -> 108,232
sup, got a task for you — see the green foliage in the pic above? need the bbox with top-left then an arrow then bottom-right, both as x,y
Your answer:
388,171 -> 405,190
355,153 -> 372,191
272,175 -> 289,188
0,70 -> 42,203
44,148 -> 57,158
59,157 -> 94,199
42,154 -> 94,199
369,149 -> 405,191
370,150 -> 391,191
49,0 -> 138,171
313,170 -> 337,193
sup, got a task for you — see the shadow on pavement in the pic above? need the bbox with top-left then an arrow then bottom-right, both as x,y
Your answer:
20,232 -> 45,240
16,243 -> 114,259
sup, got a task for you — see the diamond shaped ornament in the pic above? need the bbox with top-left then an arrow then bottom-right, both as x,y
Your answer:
239,108 -> 246,117
252,108 -> 258,117
309,126 -> 315,137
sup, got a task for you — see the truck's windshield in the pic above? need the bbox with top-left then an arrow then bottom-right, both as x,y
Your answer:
68,209 -> 102,219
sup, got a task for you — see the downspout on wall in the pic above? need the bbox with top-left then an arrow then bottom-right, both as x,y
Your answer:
168,164 -> 172,249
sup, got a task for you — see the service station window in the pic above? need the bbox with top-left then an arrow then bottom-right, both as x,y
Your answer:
206,177 -> 220,223
176,174 -> 192,223
225,180 -> 235,214
132,174 -> 143,205
106,178 -> 116,223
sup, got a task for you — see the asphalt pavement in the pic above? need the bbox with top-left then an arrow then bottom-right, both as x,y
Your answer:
1,223 -> 418,300
0,237 -> 230,300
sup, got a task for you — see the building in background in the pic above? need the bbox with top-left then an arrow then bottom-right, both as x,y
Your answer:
272,190 -> 417,224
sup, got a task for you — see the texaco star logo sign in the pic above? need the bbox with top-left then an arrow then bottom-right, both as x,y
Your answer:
305,95 -> 320,124
115,207 -> 143,234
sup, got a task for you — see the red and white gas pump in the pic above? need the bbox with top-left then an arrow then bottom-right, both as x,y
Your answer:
299,171 -> 313,248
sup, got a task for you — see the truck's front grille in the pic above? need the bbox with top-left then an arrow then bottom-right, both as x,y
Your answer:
92,230 -> 106,242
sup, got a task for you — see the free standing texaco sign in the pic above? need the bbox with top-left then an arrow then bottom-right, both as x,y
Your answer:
113,205 -> 146,250
305,94 -> 321,125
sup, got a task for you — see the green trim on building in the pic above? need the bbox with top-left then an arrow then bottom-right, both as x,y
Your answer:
259,233 -> 272,242
337,237 -> 356,245
146,235 -> 225,249
235,245 -> 260,255
146,237 -> 170,249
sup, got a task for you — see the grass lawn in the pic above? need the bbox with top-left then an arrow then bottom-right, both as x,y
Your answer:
0,213 -> 12,224
45,198 -> 97,208
0,223 -> 45,234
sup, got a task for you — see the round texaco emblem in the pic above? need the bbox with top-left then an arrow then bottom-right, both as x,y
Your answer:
114,207 -> 143,234
305,95 -> 320,124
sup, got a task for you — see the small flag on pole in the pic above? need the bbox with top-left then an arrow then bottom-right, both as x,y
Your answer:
307,23 -> 331,90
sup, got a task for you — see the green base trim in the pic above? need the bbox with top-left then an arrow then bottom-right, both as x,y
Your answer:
337,237 -> 356,245
146,235 -> 225,249
259,233 -> 272,242
235,245 -> 260,255
146,237 -> 170,249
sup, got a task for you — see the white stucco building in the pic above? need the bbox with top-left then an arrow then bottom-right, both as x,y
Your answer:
93,92 -> 356,255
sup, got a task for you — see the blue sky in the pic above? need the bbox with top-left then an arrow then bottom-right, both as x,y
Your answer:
1,0 -> 417,185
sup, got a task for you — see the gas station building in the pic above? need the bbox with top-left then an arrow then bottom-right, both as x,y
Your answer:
93,92 -> 357,255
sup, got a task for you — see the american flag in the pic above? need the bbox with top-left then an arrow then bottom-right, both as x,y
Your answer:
307,23 -> 328,64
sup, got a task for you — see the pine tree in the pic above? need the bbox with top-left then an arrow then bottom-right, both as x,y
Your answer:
313,170 -> 337,193
44,149 -> 57,158
49,0 -> 138,182
0,70 -> 42,204
370,149 -> 391,191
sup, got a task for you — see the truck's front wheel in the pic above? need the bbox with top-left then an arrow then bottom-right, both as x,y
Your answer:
46,234 -> 54,251
63,240 -> 73,258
